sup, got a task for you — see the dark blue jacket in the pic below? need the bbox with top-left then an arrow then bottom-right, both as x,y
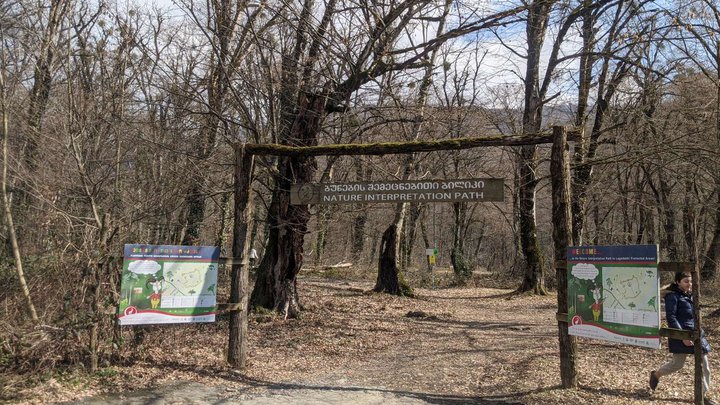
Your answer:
665,284 -> 711,354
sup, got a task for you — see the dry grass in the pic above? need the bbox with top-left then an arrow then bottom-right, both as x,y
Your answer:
2,271 -> 720,404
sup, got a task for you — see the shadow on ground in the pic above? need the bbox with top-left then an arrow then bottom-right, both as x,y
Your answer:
68,377 -> 526,405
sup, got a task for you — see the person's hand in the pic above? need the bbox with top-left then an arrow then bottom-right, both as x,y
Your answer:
683,339 -> 693,346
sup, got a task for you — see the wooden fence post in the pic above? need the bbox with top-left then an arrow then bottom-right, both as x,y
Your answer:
228,144 -> 255,368
551,126 -> 577,388
692,267 -> 704,405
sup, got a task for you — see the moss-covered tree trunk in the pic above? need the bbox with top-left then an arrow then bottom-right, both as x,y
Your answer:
249,92 -> 323,317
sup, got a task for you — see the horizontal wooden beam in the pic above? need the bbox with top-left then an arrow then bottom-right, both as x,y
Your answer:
216,303 -> 243,313
243,130 -> 581,157
660,328 -> 695,340
217,257 -> 245,266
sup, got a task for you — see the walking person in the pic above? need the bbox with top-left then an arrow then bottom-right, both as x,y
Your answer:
649,271 -> 715,405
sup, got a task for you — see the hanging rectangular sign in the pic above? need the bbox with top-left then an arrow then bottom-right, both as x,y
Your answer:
567,244 -> 660,349
118,244 -> 219,325
290,178 -> 504,205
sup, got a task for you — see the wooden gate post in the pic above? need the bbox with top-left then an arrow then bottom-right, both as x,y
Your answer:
228,144 -> 255,368
551,126 -> 577,388
692,266 -> 704,405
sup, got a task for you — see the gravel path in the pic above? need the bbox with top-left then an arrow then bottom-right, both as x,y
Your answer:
69,380 -> 522,404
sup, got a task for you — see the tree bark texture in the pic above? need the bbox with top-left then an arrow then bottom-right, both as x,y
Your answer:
403,203 -> 422,270
516,144 -> 546,294
228,147 -> 254,368
249,92 -> 322,315
551,126 -> 577,388
451,201 -> 471,282
516,0 -> 551,294
351,210 -> 368,263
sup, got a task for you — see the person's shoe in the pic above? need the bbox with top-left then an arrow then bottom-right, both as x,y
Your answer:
704,397 -> 717,405
649,371 -> 659,390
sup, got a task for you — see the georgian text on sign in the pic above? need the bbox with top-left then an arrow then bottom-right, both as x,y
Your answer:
290,178 -> 504,205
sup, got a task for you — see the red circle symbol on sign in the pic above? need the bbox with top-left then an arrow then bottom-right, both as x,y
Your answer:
571,315 -> 582,326
124,306 -> 138,316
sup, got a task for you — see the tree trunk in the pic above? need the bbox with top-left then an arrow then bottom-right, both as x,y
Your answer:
351,155 -> 371,264
374,222 -> 413,296
87,215 -> 112,372
451,201 -> 471,283
684,179 -> 697,261
659,174 -> 678,261
181,0 -> 255,246
701,61 -> 720,280
516,0 -> 551,294
701,189 -> 720,280
516,144 -> 546,294
314,205 -> 330,267
0,70 -> 38,322
24,0 -> 69,168
403,202 -> 422,270
249,91 -> 323,316
351,209 -> 368,264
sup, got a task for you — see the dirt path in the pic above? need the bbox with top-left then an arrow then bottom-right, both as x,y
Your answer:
30,277 -> 719,404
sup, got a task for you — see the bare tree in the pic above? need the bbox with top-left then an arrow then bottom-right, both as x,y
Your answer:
251,0 -> 528,313
0,25 -> 38,322
571,0 -> 659,246
668,0 -> 720,279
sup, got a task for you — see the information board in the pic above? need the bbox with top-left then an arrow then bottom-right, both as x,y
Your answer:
567,245 -> 660,349
118,244 -> 219,325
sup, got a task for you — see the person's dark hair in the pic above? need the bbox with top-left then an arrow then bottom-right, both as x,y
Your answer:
674,271 -> 692,283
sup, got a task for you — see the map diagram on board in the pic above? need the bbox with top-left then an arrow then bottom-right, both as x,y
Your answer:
160,262 -> 217,309
602,266 -> 658,328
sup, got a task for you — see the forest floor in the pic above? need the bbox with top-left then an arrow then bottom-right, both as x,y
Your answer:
3,271 -> 720,404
